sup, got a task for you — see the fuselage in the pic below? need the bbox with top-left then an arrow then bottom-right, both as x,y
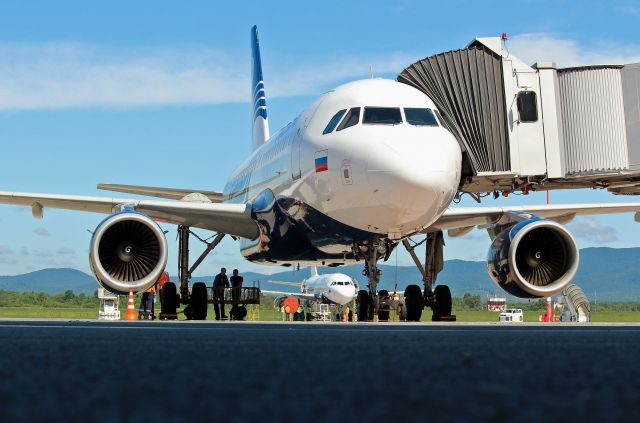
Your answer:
223,79 -> 462,266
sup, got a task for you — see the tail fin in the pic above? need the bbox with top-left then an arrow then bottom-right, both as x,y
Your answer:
251,26 -> 269,150
310,266 -> 318,277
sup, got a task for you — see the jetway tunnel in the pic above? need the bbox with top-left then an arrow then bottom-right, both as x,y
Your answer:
398,43 -> 510,176
398,37 -> 640,196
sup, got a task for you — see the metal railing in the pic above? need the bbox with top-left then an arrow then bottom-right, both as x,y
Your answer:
205,287 -> 261,305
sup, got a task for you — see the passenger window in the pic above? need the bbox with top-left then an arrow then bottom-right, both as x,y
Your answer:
336,107 -> 360,131
323,109 -> 347,134
405,108 -> 438,126
517,91 -> 538,122
363,107 -> 402,125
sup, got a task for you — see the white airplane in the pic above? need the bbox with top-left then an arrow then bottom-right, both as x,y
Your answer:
1,26 -> 640,320
262,267 -> 358,306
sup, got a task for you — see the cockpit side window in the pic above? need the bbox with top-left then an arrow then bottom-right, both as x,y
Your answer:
405,108 -> 439,126
323,109 -> 347,134
336,107 -> 360,131
363,107 -> 402,125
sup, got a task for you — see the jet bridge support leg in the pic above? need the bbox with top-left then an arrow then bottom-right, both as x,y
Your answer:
177,225 -> 225,304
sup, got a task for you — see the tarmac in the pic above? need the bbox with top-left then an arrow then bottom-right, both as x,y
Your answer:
1,320 -> 640,422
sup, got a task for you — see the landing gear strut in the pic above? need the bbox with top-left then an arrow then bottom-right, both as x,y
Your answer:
357,242 -> 386,321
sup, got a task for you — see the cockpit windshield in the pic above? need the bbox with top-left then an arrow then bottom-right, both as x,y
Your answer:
336,107 -> 360,131
404,108 -> 439,126
363,107 -> 402,125
323,109 -> 347,134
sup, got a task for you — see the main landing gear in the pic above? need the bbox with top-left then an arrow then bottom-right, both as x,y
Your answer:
356,233 -> 455,322
401,231 -> 455,322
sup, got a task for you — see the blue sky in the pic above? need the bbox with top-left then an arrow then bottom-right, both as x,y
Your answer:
1,0 -> 640,276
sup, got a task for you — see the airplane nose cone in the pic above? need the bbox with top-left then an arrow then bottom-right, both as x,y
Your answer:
331,285 -> 356,305
366,140 -> 459,234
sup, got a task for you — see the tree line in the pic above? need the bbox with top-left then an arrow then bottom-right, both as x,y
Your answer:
0,289 -> 100,308
1,289 -> 640,311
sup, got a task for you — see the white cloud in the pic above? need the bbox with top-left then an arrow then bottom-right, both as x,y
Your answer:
33,227 -> 51,237
509,33 -> 640,67
0,257 -> 18,265
0,42 -> 415,111
568,217 -> 618,243
0,35 -> 636,111
56,247 -> 76,256
34,250 -> 54,258
0,245 -> 14,255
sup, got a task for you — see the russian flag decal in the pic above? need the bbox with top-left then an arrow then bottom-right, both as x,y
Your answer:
315,150 -> 328,173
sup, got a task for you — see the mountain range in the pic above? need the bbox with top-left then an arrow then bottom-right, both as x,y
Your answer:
1,247 -> 639,301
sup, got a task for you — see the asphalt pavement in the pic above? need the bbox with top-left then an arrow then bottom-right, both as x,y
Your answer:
1,320 -> 639,422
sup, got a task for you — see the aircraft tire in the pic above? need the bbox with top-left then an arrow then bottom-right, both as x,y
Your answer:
161,282 -> 177,316
190,282 -> 208,320
404,284 -> 423,321
433,285 -> 452,317
357,290 -> 370,321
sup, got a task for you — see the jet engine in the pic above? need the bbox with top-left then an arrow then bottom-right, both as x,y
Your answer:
89,212 -> 168,294
487,218 -> 579,299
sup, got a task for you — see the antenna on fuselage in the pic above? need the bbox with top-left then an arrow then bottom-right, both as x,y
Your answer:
369,65 -> 374,79
310,266 -> 318,277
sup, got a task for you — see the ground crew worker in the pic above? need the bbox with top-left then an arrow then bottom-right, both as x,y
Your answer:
138,291 -> 149,320
229,268 -> 244,319
212,267 -> 229,320
157,272 -> 170,312
138,285 -> 156,320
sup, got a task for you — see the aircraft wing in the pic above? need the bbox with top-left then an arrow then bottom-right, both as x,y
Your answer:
0,191 -> 258,239
97,183 -> 224,202
426,203 -> 640,233
261,290 -> 317,301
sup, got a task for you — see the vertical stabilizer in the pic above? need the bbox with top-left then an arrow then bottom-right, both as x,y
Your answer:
310,266 -> 318,277
251,26 -> 269,150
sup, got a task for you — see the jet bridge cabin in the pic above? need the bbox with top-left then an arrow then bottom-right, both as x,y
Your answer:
398,37 -> 640,197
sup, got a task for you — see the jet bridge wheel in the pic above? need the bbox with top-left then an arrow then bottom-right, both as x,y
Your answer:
357,290 -> 371,321
432,285 -> 454,321
190,282 -> 208,320
404,285 -> 424,322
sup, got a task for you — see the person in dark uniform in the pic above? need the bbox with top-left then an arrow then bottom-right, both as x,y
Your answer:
229,269 -> 244,320
212,267 -> 229,320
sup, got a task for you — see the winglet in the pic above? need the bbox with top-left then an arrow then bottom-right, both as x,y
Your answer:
251,25 -> 269,150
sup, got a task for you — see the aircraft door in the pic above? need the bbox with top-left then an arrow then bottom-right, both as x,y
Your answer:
291,128 -> 302,180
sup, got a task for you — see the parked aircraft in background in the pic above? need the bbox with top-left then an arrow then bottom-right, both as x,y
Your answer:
1,26 -> 640,321
262,267 -> 358,306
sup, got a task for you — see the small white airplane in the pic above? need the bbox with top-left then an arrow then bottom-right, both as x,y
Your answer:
262,267 -> 358,306
1,26 -> 640,320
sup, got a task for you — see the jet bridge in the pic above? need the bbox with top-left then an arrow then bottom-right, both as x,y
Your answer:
398,37 -> 640,196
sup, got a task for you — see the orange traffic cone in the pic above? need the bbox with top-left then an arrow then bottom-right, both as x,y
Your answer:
125,289 -> 138,321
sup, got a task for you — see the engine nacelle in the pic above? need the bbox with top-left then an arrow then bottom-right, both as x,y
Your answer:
487,218 -> 579,299
89,212 -> 168,295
